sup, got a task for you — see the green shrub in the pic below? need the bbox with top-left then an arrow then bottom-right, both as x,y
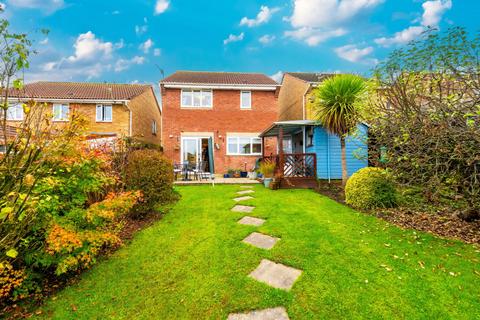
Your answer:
345,167 -> 397,210
125,150 -> 176,217
259,162 -> 275,178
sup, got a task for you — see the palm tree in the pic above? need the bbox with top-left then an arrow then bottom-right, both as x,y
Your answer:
310,74 -> 366,187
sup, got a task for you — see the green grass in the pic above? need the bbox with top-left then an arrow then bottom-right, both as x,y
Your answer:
37,185 -> 480,319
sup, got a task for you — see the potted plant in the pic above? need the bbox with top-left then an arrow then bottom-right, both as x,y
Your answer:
240,162 -> 248,178
227,169 -> 235,178
233,169 -> 241,178
259,162 -> 275,188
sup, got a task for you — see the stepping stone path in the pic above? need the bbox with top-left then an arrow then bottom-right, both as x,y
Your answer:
237,216 -> 265,226
233,196 -> 254,202
232,205 -> 255,213
242,232 -> 279,250
240,186 -> 254,189
227,307 -> 289,320
249,259 -> 302,291
237,189 -> 255,195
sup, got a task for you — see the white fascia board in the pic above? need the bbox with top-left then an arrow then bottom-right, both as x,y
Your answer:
7,98 -> 130,104
162,84 -> 278,91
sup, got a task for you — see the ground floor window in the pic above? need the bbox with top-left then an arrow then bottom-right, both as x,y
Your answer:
227,136 -> 262,155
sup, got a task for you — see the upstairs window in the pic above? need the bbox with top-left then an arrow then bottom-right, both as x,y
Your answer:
5,103 -> 24,121
96,105 -> 112,122
227,136 -> 262,155
181,89 -> 212,108
152,120 -> 157,135
52,103 -> 70,121
240,91 -> 251,109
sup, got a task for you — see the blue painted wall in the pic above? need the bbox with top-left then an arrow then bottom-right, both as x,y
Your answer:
305,124 -> 368,179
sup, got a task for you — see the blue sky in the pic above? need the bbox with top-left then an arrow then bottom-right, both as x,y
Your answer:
2,0 -> 478,85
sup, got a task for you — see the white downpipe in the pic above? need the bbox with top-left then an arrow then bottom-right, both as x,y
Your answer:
124,101 -> 132,137
327,133 -> 331,183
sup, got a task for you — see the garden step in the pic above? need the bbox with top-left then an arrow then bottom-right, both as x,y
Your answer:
231,205 -> 255,213
249,259 -> 302,291
238,216 -> 265,226
236,190 -> 255,195
242,232 -> 279,250
227,307 -> 289,320
240,186 -> 254,189
233,196 -> 254,202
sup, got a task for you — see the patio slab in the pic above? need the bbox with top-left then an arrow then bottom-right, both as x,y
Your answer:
233,196 -> 254,202
237,190 -> 255,195
227,307 -> 289,320
238,216 -> 265,226
243,232 -> 279,250
240,186 -> 254,189
249,259 -> 302,291
231,205 -> 255,213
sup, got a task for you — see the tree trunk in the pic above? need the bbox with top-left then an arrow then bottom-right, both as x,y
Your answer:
340,136 -> 348,188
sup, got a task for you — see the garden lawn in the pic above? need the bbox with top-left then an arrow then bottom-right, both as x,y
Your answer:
37,185 -> 480,319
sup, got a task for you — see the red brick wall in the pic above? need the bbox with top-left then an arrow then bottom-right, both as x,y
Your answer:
162,88 -> 278,173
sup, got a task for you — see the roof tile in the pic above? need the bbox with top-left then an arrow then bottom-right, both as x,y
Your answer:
161,71 -> 278,86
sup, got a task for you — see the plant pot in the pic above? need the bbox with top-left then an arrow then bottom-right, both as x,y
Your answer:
223,174 -> 229,178
263,177 -> 273,188
248,172 -> 258,179
233,173 -> 241,178
240,171 -> 248,178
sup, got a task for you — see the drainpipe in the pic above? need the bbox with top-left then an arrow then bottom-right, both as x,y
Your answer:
302,86 -> 310,120
327,133 -> 331,183
124,101 -> 133,137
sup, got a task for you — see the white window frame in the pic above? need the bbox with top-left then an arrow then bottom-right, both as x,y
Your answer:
96,104 -> 113,123
240,91 -> 251,109
52,103 -> 70,122
181,89 -> 213,108
226,136 -> 262,156
152,120 -> 157,135
5,103 -> 24,121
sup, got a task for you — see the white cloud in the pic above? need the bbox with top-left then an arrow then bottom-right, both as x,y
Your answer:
114,39 -> 125,49
67,31 -> 113,63
154,0 -> 169,15
270,71 -> 283,83
374,0 -> 452,47
39,37 -> 48,45
286,0 -> 383,46
285,27 -> 347,46
111,10 -> 120,15
139,38 -> 154,53
135,25 -> 148,36
114,56 -> 145,72
374,26 -> 425,46
259,34 -> 275,45
421,0 -> 452,27
153,48 -> 161,56
223,32 -> 244,45
335,44 -> 377,64
8,0 -> 64,13
0,2 -> 5,10
240,6 -> 280,27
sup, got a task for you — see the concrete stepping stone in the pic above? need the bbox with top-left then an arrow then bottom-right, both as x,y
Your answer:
240,186 -> 254,189
227,307 -> 289,320
249,259 -> 302,291
231,205 -> 255,213
237,190 -> 255,195
243,232 -> 279,250
238,216 -> 265,226
233,196 -> 254,202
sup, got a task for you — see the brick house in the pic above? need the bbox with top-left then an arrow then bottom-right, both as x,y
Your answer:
5,82 -> 162,145
160,71 -> 279,174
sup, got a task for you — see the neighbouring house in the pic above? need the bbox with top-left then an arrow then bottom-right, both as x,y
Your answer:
160,71 -> 279,174
5,82 -> 162,145
260,72 -> 368,188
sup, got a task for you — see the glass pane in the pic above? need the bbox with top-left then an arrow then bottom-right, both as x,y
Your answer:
252,138 -> 262,154
241,91 -> 251,108
193,90 -> 201,107
202,91 -> 212,107
104,106 -> 112,121
227,137 -> 237,154
239,137 -> 251,154
182,139 -> 197,165
62,105 -> 69,119
96,105 -> 103,121
182,90 -> 192,106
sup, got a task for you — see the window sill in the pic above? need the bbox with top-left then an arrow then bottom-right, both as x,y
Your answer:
96,121 -> 113,123
180,106 -> 213,109
226,154 -> 262,157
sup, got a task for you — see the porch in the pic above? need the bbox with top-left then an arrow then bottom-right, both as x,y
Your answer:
260,120 -> 318,189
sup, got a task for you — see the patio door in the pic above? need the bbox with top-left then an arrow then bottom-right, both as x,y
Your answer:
181,137 -> 213,172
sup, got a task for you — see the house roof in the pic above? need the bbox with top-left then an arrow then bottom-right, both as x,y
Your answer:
260,120 -> 316,137
160,71 -> 279,87
8,82 -> 152,101
285,72 -> 337,83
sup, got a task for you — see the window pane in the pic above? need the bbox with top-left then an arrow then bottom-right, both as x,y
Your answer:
96,105 -> 103,121
241,91 -> 251,108
182,90 -> 192,106
104,106 -> 112,121
239,137 -> 251,154
62,105 -> 69,120
182,139 -> 198,165
7,104 -> 23,120
193,90 -> 201,107
202,91 -> 212,107
227,137 -> 237,154
252,138 -> 262,154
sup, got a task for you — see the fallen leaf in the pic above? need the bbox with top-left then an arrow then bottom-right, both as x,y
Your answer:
71,304 -> 77,312
418,261 -> 425,269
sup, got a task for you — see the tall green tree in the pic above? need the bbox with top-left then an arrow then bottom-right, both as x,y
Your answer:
310,74 -> 366,187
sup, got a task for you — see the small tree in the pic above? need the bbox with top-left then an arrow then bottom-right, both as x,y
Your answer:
310,74 -> 366,187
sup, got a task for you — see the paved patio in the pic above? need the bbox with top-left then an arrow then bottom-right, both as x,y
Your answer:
174,177 -> 260,185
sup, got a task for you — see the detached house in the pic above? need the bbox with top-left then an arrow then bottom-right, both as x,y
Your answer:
6,82 -> 162,145
259,72 -> 368,187
160,71 -> 279,174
